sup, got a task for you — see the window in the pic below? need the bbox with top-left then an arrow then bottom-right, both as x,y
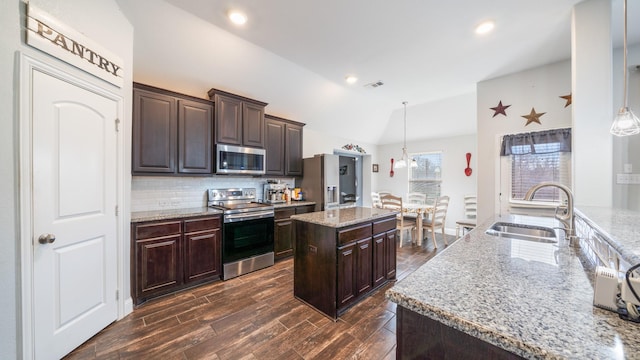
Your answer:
501,128 -> 571,203
409,152 -> 442,201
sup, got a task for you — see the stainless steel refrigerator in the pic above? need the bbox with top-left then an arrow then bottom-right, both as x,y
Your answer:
298,154 -> 340,211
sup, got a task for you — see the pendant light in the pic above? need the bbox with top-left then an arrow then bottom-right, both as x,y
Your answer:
394,102 -> 418,169
610,0 -> 640,136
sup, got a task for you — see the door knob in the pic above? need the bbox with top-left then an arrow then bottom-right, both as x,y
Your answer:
38,233 -> 56,244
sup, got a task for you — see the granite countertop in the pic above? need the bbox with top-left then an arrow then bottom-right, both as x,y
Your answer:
386,214 -> 640,359
131,207 -> 223,223
272,201 -> 316,209
575,206 -> 640,265
290,206 -> 397,228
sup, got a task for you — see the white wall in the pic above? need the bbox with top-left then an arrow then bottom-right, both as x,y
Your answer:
0,1 -> 133,358
477,61 -> 573,223
374,134 -> 477,234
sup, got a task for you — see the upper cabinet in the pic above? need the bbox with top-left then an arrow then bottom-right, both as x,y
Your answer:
208,89 -> 267,148
265,114 -> 305,177
132,83 -> 214,175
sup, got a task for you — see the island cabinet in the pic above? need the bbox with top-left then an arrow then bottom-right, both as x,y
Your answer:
274,204 -> 315,260
207,88 -> 267,148
264,115 -> 305,176
132,83 -> 214,175
132,215 -> 221,306
293,211 -> 396,319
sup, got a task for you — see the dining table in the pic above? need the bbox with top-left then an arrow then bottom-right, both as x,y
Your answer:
403,202 -> 435,247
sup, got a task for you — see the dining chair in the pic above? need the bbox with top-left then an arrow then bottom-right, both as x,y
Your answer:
380,194 -> 416,247
371,192 -> 383,208
407,192 -> 427,204
404,192 -> 427,221
422,195 -> 450,248
455,195 -> 477,237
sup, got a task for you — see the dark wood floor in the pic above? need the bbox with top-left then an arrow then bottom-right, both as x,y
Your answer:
65,233 -> 456,360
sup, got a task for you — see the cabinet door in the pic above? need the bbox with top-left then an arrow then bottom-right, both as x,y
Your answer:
295,205 -> 315,214
242,102 -> 265,148
356,238 -> 373,296
274,219 -> 294,259
132,88 -> 177,173
372,234 -> 386,288
385,230 -> 397,280
184,229 -> 221,283
265,118 -> 285,175
215,94 -> 242,145
337,242 -> 357,309
178,99 -> 213,174
134,234 -> 182,303
285,123 -> 303,176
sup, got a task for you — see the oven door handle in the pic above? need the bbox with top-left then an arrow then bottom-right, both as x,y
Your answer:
224,210 -> 275,223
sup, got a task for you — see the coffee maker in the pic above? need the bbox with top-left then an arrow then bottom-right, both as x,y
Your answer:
264,183 -> 287,204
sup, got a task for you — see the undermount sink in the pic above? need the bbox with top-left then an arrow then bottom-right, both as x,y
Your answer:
485,222 -> 558,243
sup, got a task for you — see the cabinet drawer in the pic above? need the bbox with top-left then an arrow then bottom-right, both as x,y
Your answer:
135,221 -> 181,240
338,223 -> 372,246
295,205 -> 315,214
275,208 -> 296,220
373,217 -> 396,234
184,216 -> 221,233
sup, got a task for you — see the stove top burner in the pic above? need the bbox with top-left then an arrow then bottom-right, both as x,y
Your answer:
207,188 -> 274,216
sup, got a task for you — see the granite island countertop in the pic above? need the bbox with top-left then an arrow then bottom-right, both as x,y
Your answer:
290,206 -> 397,228
386,214 -> 640,359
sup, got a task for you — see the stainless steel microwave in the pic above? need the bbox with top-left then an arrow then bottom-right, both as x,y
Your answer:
216,144 -> 266,175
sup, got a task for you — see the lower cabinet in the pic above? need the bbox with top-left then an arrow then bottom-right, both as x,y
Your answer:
132,215 -> 221,306
274,204 -> 315,260
294,214 -> 397,319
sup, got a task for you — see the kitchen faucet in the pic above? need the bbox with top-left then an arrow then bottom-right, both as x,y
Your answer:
523,182 -> 578,246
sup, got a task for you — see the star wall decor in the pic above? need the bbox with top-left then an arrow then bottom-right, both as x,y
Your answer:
560,93 -> 572,107
521,108 -> 546,126
490,101 -> 511,117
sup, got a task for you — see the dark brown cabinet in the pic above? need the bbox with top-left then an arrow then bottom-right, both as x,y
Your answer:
208,89 -> 267,148
133,83 -> 213,175
274,204 -> 315,260
265,115 -> 305,176
294,214 -> 396,319
132,215 -> 221,306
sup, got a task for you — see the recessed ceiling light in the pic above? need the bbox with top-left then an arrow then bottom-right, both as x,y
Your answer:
228,10 -> 247,25
345,75 -> 358,84
475,20 -> 495,35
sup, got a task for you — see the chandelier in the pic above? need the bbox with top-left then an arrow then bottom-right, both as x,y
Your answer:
394,101 -> 418,168
610,0 -> 640,136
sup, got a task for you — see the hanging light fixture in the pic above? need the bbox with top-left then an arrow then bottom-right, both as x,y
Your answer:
395,101 -> 418,168
610,0 -> 640,136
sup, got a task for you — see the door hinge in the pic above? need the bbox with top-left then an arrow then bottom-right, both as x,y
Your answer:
115,118 -> 120,132
116,290 -> 119,300
115,205 -> 119,216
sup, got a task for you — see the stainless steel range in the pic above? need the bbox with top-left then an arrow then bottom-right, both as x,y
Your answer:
207,188 -> 274,280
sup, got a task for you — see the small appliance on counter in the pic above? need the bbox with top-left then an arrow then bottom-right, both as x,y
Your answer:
264,182 -> 287,204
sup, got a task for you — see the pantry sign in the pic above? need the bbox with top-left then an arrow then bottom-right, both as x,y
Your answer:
26,4 -> 124,88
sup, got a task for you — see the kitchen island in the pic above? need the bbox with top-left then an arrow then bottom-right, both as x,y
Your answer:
291,206 -> 398,319
386,214 -> 640,359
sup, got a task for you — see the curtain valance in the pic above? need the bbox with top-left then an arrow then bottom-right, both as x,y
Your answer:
500,128 -> 571,156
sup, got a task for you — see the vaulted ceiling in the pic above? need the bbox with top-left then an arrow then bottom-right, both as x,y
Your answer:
120,0 -> 639,145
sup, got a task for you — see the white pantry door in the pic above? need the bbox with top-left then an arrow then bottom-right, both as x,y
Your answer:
31,69 -> 118,360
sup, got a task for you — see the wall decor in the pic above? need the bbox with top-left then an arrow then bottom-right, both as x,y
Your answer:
464,153 -> 472,176
522,108 -> 545,126
372,164 -> 379,173
341,143 -> 366,153
559,93 -> 572,107
490,100 -> 511,117
390,158 -> 395,177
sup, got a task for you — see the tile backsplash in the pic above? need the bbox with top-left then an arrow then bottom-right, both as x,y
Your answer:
131,176 -> 296,212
